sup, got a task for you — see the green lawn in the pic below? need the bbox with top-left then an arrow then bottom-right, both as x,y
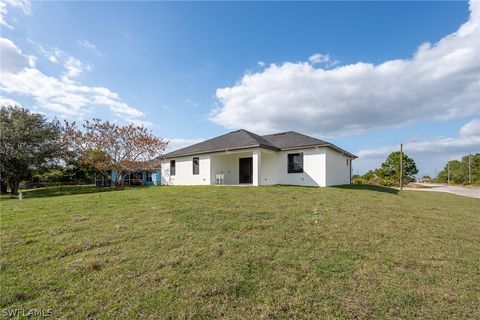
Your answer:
1,185 -> 479,319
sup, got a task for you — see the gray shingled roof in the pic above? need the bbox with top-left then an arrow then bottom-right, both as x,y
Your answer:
262,131 -> 329,149
162,129 -> 357,158
162,129 -> 278,158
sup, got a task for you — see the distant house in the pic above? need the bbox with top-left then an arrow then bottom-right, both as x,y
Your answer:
160,129 -> 357,187
95,161 -> 161,187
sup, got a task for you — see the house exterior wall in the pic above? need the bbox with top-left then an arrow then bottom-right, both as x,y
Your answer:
325,148 -> 351,186
161,147 -> 351,187
210,151 -> 252,185
259,148 -> 327,187
252,149 -> 261,186
161,154 -> 211,185
259,151 -> 281,185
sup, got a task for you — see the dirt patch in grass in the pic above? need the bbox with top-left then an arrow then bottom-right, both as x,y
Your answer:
86,260 -> 102,271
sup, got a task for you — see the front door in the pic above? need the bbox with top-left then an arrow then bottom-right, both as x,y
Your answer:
239,157 -> 253,184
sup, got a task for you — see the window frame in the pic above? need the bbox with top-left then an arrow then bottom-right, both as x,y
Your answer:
287,152 -> 304,174
170,160 -> 176,176
193,157 -> 200,175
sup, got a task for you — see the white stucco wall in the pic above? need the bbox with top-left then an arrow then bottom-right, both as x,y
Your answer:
161,147 -> 352,187
325,148 -> 351,186
160,154 -> 210,185
259,148 -> 327,187
210,151 -> 251,185
259,151 -> 281,185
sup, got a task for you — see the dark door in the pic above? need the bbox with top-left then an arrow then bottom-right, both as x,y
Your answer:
239,157 -> 253,184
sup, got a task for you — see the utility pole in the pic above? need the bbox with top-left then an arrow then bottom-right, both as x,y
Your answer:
469,153 -> 472,184
447,162 -> 450,184
400,143 -> 403,190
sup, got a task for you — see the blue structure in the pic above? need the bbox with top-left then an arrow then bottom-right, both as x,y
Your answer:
96,169 -> 161,187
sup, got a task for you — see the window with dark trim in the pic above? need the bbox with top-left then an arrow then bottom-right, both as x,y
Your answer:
193,157 -> 200,175
170,160 -> 176,176
146,171 -> 153,182
287,153 -> 303,173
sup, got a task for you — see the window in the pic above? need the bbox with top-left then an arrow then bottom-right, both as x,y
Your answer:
346,159 -> 349,166
193,157 -> 200,175
170,160 -> 176,176
146,171 -> 153,182
287,153 -> 303,173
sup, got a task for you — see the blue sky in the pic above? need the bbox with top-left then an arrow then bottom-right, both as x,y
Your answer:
1,0 -> 479,177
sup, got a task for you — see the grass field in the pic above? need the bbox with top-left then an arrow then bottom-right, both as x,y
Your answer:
1,185 -> 479,319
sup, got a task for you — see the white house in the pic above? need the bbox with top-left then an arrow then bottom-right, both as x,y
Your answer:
160,129 -> 357,187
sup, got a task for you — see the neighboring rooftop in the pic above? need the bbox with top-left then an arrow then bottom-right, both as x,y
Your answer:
162,129 -> 357,158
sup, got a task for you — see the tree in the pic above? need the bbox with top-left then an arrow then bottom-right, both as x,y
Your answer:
32,159 -> 95,185
378,151 -> 418,185
420,175 -> 432,182
0,105 -> 63,196
436,153 -> 480,184
465,153 -> 480,184
436,160 -> 467,184
63,119 -> 168,185
0,180 -> 8,194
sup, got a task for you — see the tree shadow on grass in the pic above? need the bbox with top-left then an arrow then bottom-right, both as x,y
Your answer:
334,184 -> 399,195
19,185 -> 130,199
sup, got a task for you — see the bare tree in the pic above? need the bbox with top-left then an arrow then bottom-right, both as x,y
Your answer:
63,119 -> 168,185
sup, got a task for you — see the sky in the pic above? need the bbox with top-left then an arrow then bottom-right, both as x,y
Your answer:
1,0 -> 479,177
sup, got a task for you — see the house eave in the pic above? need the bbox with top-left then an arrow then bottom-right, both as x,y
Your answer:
160,143 -> 357,160
279,144 -> 357,159
160,144 -> 279,159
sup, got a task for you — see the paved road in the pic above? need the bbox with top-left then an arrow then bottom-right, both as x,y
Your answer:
405,183 -> 480,199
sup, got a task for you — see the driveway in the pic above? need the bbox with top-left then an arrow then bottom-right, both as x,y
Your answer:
404,183 -> 480,199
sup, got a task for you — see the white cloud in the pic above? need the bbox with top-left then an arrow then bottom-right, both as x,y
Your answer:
0,37 -> 145,120
0,37 -> 35,72
78,39 -> 104,56
307,53 -> 338,68
28,39 -> 92,78
211,0 -> 480,137
4,0 -> 30,14
126,118 -> 154,128
0,0 -> 30,29
165,137 -> 207,152
48,55 -> 58,63
0,95 -> 21,106
460,118 -> 480,136
28,39 -> 58,63
0,2 -> 11,28
354,118 -> 480,175
63,56 -> 90,79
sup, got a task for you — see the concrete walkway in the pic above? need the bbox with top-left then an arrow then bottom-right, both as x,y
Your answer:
403,183 -> 480,199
